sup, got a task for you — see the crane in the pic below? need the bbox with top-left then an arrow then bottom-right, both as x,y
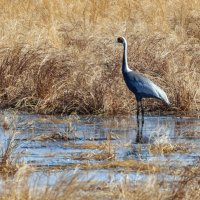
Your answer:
117,37 -> 170,122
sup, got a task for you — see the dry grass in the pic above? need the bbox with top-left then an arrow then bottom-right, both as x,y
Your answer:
72,159 -> 164,173
62,142 -> 111,150
36,159 -> 165,174
32,131 -> 78,141
68,152 -> 114,161
149,143 -> 188,154
0,112 -> 26,176
0,114 -> 199,199
171,163 -> 200,200
0,0 -> 199,115
0,163 -> 199,200
0,131 -> 20,175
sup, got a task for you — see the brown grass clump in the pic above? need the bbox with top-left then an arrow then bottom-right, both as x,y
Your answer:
0,113 -> 27,176
32,132 -> 78,141
0,132 -> 20,175
0,0 -> 199,115
149,143 -> 188,154
171,163 -> 200,200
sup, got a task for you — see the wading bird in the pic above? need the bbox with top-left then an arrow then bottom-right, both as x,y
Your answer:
117,37 -> 170,122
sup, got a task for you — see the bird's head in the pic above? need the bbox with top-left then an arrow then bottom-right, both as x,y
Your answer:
117,37 -> 126,44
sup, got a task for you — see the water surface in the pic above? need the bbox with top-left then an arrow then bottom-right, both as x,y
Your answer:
0,113 -> 199,184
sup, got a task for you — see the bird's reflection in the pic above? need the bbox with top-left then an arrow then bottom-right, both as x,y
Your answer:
126,117 -> 147,160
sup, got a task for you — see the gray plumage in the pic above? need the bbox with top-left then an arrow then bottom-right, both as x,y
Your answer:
123,70 -> 170,104
117,37 -> 170,120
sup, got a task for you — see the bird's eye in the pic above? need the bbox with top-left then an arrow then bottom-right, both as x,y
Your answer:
117,38 -> 122,43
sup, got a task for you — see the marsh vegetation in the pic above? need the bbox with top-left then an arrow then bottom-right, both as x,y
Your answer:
0,0 -> 200,199
0,0 -> 199,115
0,112 -> 199,199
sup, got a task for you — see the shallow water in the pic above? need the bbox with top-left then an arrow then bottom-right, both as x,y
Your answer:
0,112 -> 199,184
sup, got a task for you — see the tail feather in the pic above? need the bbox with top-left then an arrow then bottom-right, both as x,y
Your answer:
153,84 -> 170,105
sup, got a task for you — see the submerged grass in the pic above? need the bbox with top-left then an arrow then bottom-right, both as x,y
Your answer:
0,0 -> 199,115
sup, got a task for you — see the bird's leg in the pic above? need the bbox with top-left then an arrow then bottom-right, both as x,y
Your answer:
135,101 -> 144,144
137,101 -> 140,125
141,101 -> 144,126
139,113 -> 144,144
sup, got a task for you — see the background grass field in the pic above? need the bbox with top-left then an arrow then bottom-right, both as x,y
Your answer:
0,0 -> 199,115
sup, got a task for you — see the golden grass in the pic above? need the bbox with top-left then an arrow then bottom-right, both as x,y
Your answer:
0,163 -> 199,200
73,159 -> 164,173
32,132 -> 78,141
62,142 -> 109,150
0,132 -> 20,175
0,0 -> 199,115
0,113 -> 28,176
36,159 -> 164,174
149,143 -> 188,154
69,152 -> 114,161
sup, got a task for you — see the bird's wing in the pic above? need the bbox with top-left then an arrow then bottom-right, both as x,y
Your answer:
125,71 -> 170,104
149,81 -> 170,104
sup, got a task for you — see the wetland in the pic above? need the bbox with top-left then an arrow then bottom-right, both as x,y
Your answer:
0,0 -> 200,199
0,111 -> 199,199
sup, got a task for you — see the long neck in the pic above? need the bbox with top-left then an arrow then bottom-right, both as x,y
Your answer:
122,40 -> 131,73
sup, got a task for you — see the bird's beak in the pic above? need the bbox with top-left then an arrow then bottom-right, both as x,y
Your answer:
115,38 -> 119,44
